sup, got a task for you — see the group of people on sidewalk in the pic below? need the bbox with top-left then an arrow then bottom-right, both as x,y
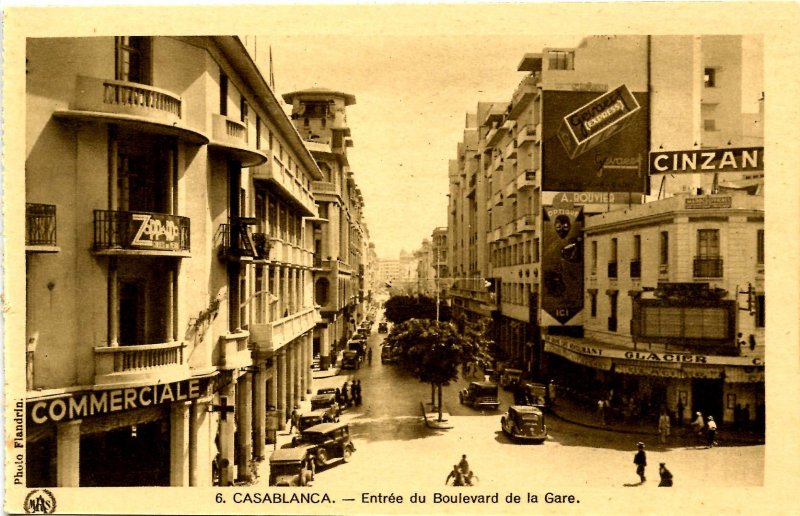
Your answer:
633,442 -> 673,487
336,380 -> 363,408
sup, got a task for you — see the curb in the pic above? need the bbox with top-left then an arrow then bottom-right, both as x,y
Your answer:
421,402 -> 454,429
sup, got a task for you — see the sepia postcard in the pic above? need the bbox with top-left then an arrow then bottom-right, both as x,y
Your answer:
3,2 -> 800,515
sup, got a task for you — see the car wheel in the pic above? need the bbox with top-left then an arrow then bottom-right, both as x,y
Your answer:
343,446 -> 352,462
316,449 -> 328,467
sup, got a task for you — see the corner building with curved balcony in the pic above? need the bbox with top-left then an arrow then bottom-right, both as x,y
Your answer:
24,36 -> 320,487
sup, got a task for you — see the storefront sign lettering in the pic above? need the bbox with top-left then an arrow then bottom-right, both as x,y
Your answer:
27,378 -> 208,425
552,192 -> 645,205
623,351 -> 707,363
685,196 -> 732,209
130,213 -> 181,248
649,147 -> 763,174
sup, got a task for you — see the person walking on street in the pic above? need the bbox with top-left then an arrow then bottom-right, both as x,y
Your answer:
706,416 -> 718,448
341,382 -> 350,407
633,442 -> 647,483
354,380 -> 362,406
658,463 -> 673,487
658,411 -> 671,444
289,406 -> 300,434
458,454 -> 470,477
446,464 -> 465,486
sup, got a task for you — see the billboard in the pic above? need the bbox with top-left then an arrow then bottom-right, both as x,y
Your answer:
542,88 -> 648,192
649,147 -> 764,174
541,204 -> 584,325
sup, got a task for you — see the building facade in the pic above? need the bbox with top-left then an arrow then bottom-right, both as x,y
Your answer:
25,36 -> 322,487
282,88 -> 370,370
446,35 -> 764,426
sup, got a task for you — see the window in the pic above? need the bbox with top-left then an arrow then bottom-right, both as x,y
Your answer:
608,238 -> 618,278
591,240 -> 597,275
548,50 -> 574,70
611,238 -> 618,262
631,235 -> 641,278
255,115 -> 261,149
698,229 -> 720,257
590,292 -> 597,318
659,231 -> 669,267
704,67 -> 716,87
115,37 -> 151,84
240,97 -> 249,125
756,229 -> 764,265
704,119 -> 717,131
608,292 -> 618,331
219,73 -> 228,116
755,295 -> 765,327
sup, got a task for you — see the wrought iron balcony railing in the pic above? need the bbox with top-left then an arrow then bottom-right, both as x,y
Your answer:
26,203 -> 57,247
94,210 -> 190,252
217,219 -> 269,261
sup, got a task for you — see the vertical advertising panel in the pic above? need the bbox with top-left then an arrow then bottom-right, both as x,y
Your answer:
541,205 -> 584,325
542,88 -> 649,192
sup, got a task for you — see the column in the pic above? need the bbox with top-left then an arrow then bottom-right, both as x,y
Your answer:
108,258 -> 119,347
286,344 -> 296,419
293,342 -> 302,408
319,326 -> 331,370
189,397 -> 212,486
166,268 -> 175,343
305,333 -> 313,395
267,362 -> 278,444
295,269 -> 302,314
276,350 -> 287,430
56,420 -> 81,487
236,374 -> 252,481
282,267 -> 289,317
218,382 -> 235,486
170,401 -> 190,486
253,366 -> 266,460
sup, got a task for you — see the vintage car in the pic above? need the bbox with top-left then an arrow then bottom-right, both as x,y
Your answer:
381,344 -> 398,364
341,350 -> 361,370
316,387 -> 337,396
347,338 -> 367,358
378,322 -> 389,333
459,381 -> 501,410
501,405 -> 547,443
499,368 -> 524,390
297,409 -> 337,434
310,393 -> 340,420
294,422 -> 356,468
268,447 -> 315,486
517,382 -> 548,409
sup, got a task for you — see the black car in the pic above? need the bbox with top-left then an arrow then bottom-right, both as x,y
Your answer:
501,405 -> 547,443
293,422 -> 356,468
268,447 -> 315,486
459,381 -> 501,410
310,393 -> 340,421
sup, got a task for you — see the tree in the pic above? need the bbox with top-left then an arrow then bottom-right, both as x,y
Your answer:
384,294 -> 451,325
385,316 -> 492,422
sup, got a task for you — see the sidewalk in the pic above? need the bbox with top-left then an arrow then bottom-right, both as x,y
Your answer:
550,395 -> 765,445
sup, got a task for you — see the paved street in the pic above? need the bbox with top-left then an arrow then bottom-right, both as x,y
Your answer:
258,324 -> 764,490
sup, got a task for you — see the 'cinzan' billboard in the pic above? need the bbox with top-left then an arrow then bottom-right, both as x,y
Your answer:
542,88 -> 648,192
649,147 -> 764,174
541,204 -> 584,325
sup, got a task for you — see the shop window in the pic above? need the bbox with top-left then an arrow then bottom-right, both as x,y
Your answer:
115,36 -> 151,84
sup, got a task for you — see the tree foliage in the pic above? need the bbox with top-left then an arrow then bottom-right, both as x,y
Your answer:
383,295 -> 451,325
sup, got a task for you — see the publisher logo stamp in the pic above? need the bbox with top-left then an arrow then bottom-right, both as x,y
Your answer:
24,489 -> 56,514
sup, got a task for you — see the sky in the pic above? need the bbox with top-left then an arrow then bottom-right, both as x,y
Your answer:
252,34 -> 582,260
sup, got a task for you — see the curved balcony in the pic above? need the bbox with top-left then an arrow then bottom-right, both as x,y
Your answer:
216,331 -> 253,370
250,307 -> 317,358
54,76 -> 208,145
251,158 -> 316,216
93,210 -> 191,257
94,341 -> 188,387
208,114 -> 267,167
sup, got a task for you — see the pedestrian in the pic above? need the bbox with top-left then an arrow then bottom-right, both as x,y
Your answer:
458,454 -> 470,477
354,380 -> 362,405
341,382 -> 350,407
658,462 -> 673,487
445,464 -> 465,486
289,405 -> 300,434
334,388 -> 342,408
597,399 -> 607,426
658,411 -> 671,444
633,442 -> 647,483
691,411 -> 704,437
548,380 -> 557,407
706,416 -> 717,448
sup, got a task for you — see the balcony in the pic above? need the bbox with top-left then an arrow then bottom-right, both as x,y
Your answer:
515,214 -> 535,232
509,73 -> 541,118
26,203 -> 59,252
250,307 -> 317,358
694,257 -> 723,278
503,221 -> 516,239
94,341 -> 188,387
216,220 -> 270,262
208,113 -> 266,167
217,331 -> 252,370
516,124 -> 538,147
607,261 -> 618,279
516,169 -> 537,190
504,142 -> 518,160
54,76 -> 207,145
93,210 -> 190,257
251,159 -> 316,216
630,260 -> 642,279
312,181 -> 338,197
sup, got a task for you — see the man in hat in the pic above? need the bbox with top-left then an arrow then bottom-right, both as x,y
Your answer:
658,463 -> 673,487
633,442 -> 647,483
706,415 -> 718,448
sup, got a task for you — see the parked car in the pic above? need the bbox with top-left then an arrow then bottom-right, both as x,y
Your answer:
347,338 -> 367,359
378,322 -> 389,333
297,409 -> 337,434
459,381 -> 501,410
293,422 -> 356,469
341,350 -> 361,370
517,382 -> 548,409
499,368 -> 524,391
310,393 -> 340,420
316,387 -> 336,396
501,405 -> 547,443
268,447 -> 315,486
